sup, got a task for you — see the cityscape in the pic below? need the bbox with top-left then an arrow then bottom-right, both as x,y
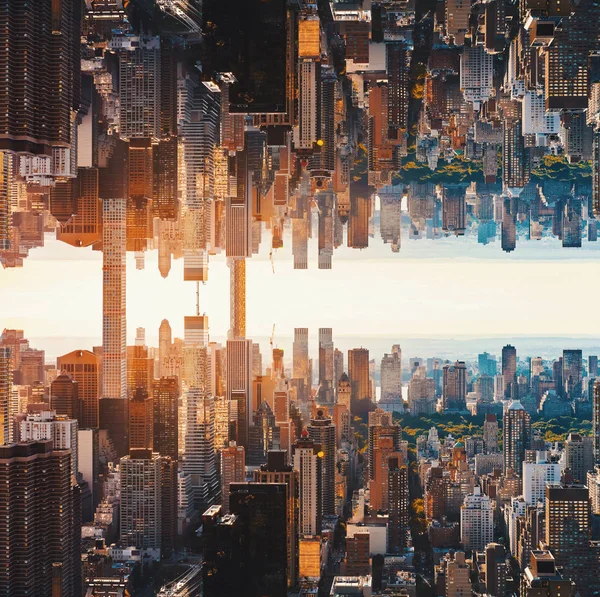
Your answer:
2,1 -> 600,597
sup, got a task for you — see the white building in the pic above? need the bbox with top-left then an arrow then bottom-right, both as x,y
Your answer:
523,451 -> 562,506
504,496 -> 527,556
381,345 -> 402,402
460,487 -> 493,551
522,89 -> 560,138
19,411 -> 78,479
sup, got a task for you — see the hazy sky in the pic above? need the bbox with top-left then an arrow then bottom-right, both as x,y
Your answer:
2,228 -> 600,359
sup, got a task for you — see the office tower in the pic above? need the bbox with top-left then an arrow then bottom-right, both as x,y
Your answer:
183,390 -> 218,510
307,409 -> 336,516
57,349 -> 100,429
501,198 -> 517,253
0,347 -> 9,444
160,456 -> 178,558
49,372 -> 79,421
460,488 -> 493,551
442,361 -> 466,411
348,348 -> 371,407
158,319 -> 172,377
119,449 -> 162,560
229,259 -> 246,337
348,196 -> 371,248
478,352 -> 497,377
564,433 -> 594,484
520,551 -> 577,597
293,432 -> 322,537
386,40 -> 410,136
254,450 -> 298,588
127,343 -> 154,396
128,388 -> 153,451
153,376 -> 179,461
0,441 -> 81,597
220,441 -> 245,513
153,137 -> 178,220
229,483 -> 288,597
545,483 -> 591,589
483,414 -> 499,454
247,401 -> 280,466
101,197 -> 127,457
370,435 -> 403,512
485,544 -> 507,597
442,185 -> 466,235
590,356 -> 599,378
0,0 -> 81,179
523,451 -> 562,506
293,328 -> 310,403
388,455 -> 409,553
226,339 -> 253,449
460,46 -> 493,109
345,532 -> 370,576
408,367 -> 436,416
595,381 -> 600,463
477,374 -> 495,403
502,345 -> 517,399
19,348 -> 44,386
543,0 -> 600,111
381,345 -> 402,402
115,35 -> 161,139
502,118 -> 530,190
296,57 -> 319,150
562,350 -> 583,400
503,400 -> 532,475
318,328 -> 334,404
368,409 -> 401,480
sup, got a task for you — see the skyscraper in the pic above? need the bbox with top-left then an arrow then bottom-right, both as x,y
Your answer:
229,482 -> 288,597
101,197 -> 127,458
293,328 -> 310,403
0,347 -> 9,444
57,349 -> 100,429
153,376 -> 179,461
308,409 -> 336,516
226,339 -> 253,449
503,400 -> 532,475
502,345 -> 517,399
460,488 -> 493,551
348,348 -> 371,405
119,449 -> 162,560
293,432 -> 322,537
318,328 -> 334,404
562,349 -> 583,400
50,372 -> 80,422
387,455 -> 409,553
0,441 -> 81,597
564,433 -> 594,484
220,441 -> 245,513
443,361 -> 467,411
381,345 -> 402,402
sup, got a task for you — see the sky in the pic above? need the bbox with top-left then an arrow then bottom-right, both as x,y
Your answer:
2,228 -> 600,361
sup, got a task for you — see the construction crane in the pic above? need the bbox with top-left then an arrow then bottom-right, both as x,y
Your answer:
270,323 -> 276,351
269,248 -> 275,273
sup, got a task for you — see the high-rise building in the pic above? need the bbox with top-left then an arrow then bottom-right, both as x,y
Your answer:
523,451 -> 562,506
119,449 -> 162,560
293,328 -> 310,403
229,482 -> 288,597
564,433 -> 594,484
57,349 -> 100,429
381,345 -> 402,402
113,35 -> 161,140
152,376 -> 179,461
502,345 -> 517,399
595,381 -> 600,463
183,390 -> 219,510
0,441 -> 81,597
128,388 -> 153,451
368,409 -> 401,481
503,400 -> 532,475
483,414 -> 499,454
50,372 -> 80,422
226,339 -> 253,449
101,196 -> 127,458
562,350 -> 583,400
0,0 -> 81,180
0,347 -> 9,444
126,344 -> 153,397
545,483 -> 591,590
443,361 -> 467,411
293,432 -> 322,537
307,409 -> 336,516
349,348 -> 371,405
253,450 -> 298,588
520,551 -> 577,597
220,441 -> 245,513
485,544 -> 507,597
460,487 -> 493,551
318,328 -> 334,404
388,454 -> 410,553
